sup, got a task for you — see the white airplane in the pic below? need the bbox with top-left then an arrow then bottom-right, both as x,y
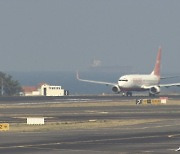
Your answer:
77,47 -> 180,96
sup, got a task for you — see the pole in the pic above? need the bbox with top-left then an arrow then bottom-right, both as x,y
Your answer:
1,78 -> 3,96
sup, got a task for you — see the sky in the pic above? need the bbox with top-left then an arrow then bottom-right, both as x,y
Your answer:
0,0 -> 180,74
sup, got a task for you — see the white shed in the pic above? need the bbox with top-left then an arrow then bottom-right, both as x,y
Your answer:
22,83 -> 68,96
39,83 -> 65,96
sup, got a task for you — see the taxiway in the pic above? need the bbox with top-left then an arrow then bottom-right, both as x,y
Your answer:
0,95 -> 180,153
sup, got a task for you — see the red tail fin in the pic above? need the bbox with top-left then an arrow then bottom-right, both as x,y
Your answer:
151,47 -> 162,77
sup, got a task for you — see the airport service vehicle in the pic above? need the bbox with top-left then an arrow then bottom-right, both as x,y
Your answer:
77,47 -> 180,96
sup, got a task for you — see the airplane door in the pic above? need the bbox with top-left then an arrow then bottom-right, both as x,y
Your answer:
43,88 -> 47,96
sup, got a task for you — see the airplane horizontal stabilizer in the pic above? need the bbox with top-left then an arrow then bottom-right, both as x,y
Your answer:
161,76 -> 180,79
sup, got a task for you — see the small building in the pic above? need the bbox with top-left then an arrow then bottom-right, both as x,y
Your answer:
20,86 -> 39,96
21,83 -> 68,96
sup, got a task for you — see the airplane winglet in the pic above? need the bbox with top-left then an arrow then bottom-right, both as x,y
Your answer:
76,71 -> 80,80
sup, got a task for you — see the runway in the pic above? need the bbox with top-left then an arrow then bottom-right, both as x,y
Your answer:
0,95 -> 180,153
0,94 -> 180,104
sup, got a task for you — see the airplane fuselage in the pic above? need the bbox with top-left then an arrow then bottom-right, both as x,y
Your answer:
118,74 -> 160,92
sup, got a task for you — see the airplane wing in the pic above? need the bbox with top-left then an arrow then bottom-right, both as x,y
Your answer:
76,72 -> 117,87
159,83 -> 180,88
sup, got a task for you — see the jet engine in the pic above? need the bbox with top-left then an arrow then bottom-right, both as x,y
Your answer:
112,85 -> 121,93
149,86 -> 160,95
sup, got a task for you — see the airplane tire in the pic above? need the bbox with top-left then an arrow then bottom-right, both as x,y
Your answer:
149,93 -> 155,97
126,92 -> 132,97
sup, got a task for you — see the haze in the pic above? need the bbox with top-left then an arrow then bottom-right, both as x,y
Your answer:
0,0 -> 180,74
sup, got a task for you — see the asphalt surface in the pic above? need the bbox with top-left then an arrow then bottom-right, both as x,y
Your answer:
0,95 -> 180,153
0,94 -> 180,104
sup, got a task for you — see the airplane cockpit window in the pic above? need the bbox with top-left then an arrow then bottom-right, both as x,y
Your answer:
119,79 -> 128,82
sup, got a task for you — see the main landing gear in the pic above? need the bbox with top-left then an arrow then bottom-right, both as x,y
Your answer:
123,92 -> 132,97
149,93 -> 155,97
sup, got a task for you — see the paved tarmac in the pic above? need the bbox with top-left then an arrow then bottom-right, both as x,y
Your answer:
0,95 -> 180,153
0,121 -> 180,154
0,94 -> 180,104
